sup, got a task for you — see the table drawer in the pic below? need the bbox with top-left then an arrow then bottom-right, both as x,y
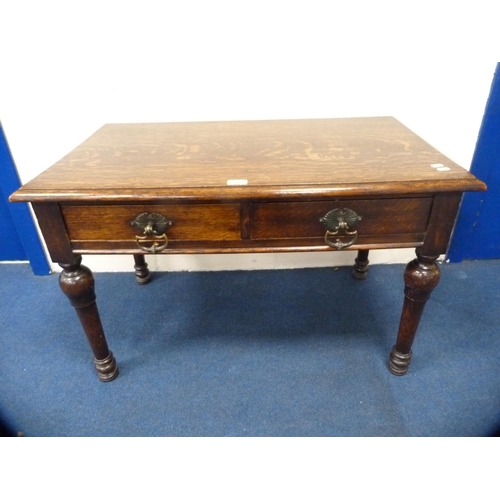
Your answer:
249,198 -> 433,243
61,204 -> 242,243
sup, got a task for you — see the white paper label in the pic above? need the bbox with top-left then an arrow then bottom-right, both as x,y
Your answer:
226,179 -> 248,186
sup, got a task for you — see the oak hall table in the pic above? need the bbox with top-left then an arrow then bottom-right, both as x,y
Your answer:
10,117 -> 486,382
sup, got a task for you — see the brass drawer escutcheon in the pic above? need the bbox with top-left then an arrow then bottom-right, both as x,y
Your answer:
320,208 -> 362,250
131,212 -> 173,253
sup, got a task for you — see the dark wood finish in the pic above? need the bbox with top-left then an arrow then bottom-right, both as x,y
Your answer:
388,250 -> 441,375
419,192 -> 464,258
59,256 -> 118,382
61,203 -> 241,242
387,192 -> 466,374
240,203 -> 251,240
31,203 -> 74,263
353,250 -> 370,280
70,234 -> 425,253
133,254 -> 151,285
9,117 -> 486,380
249,198 -> 433,241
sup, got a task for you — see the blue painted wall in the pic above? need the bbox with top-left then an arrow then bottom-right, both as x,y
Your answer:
448,63 -> 500,262
0,184 -> 26,260
0,124 -> 51,275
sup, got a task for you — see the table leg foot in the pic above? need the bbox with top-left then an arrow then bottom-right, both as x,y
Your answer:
133,254 -> 151,285
94,351 -> 119,382
353,250 -> 369,280
59,256 -> 119,382
388,346 -> 412,375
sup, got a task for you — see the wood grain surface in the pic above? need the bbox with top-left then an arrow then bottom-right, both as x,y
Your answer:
250,197 -> 433,239
11,117 -> 486,202
62,203 -> 241,241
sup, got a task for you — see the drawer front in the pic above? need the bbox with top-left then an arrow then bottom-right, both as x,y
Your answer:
249,198 -> 433,242
61,204 -> 241,242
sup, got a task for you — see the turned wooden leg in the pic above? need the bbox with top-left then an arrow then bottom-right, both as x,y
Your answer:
353,250 -> 369,280
133,254 -> 151,285
59,256 -> 119,382
388,250 -> 440,376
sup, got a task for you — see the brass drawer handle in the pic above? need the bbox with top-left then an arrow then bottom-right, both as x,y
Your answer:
320,208 -> 362,250
131,212 -> 173,253
135,233 -> 169,253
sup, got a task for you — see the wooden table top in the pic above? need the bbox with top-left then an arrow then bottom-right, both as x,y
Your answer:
12,117 -> 486,202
